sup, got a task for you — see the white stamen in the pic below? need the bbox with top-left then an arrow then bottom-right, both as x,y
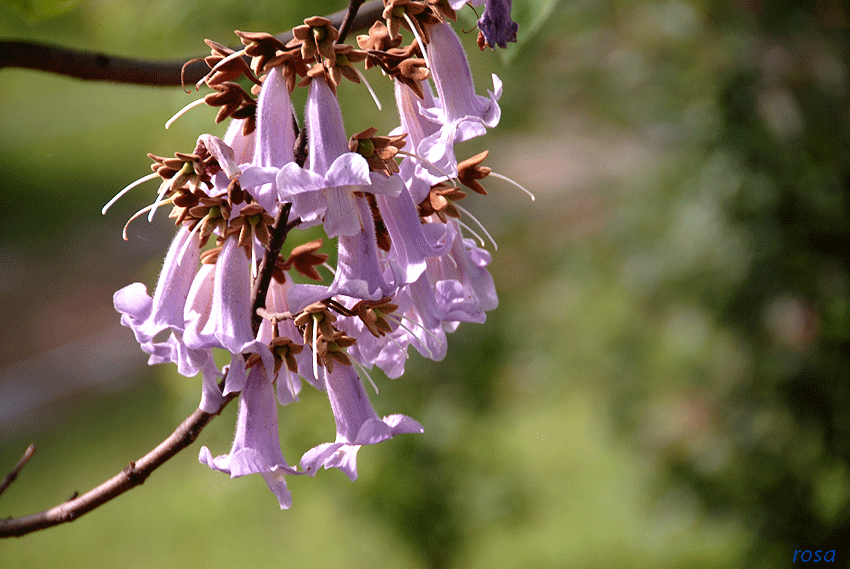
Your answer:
384,314 -> 440,359
251,236 -> 258,280
354,68 -> 382,111
321,262 -> 337,276
455,204 -> 498,250
489,171 -> 536,201
396,150 -> 452,179
446,250 -> 459,269
102,173 -> 159,215
456,218 -> 486,249
122,198 -> 172,241
165,97 -> 208,130
404,14 -> 433,72
353,360 -> 379,395
284,368 -> 300,402
147,180 -> 171,222
386,333 -> 409,359
312,317 -> 320,380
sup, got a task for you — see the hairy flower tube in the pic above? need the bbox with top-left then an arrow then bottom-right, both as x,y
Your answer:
109,1 -> 523,509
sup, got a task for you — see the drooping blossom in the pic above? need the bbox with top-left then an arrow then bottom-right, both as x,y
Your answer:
419,23 -> 502,172
111,8 -> 521,508
478,0 -> 519,48
300,365 -> 423,480
199,365 -> 301,509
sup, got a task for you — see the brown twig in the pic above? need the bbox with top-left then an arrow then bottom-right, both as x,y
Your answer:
0,1 -> 384,87
251,203 -> 294,335
0,444 -> 36,499
0,390 -> 236,538
337,0 -> 366,44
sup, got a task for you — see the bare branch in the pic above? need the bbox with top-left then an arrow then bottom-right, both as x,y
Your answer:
337,0 -> 366,44
0,1 -> 384,87
0,389 -> 236,538
0,444 -> 36,499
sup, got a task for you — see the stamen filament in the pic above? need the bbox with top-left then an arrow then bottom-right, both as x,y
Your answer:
456,218 -> 487,249
147,181 -> 171,222
386,333 -> 409,359
354,68 -> 382,111
396,150 -> 452,179
384,313 -> 440,358
165,97 -> 208,129
122,198 -> 174,241
455,204 -> 498,250
489,172 -> 536,201
102,173 -> 159,215
285,368 -> 299,402
403,14 -> 433,71
251,236 -> 259,280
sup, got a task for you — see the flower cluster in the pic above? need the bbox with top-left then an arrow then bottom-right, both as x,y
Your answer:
109,1 -> 524,508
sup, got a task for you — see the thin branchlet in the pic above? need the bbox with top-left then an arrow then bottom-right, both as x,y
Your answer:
0,1 -> 385,86
0,382 -> 237,538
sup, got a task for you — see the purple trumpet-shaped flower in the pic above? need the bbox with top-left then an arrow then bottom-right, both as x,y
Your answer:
430,221 -> 498,322
109,15 -> 519,509
287,196 -> 398,313
186,236 -> 272,393
375,184 -> 452,286
398,270 -> 450,362
199,365 -> 300,509
114,225 -> 200,346
393,80 -> 444,201
257,277 -> 323,402
276,78 -> 374,236
419,23 -> 502,172
115,236 -> 228,414
443,0 -> 517,49
206,237 -> 254,354
300,365 -> 423,481
239,67 -> 295,214
182,263 -> 215,349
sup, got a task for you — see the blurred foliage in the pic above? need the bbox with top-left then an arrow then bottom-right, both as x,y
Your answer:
2,0 -> 850,568
0,0 -> 85,22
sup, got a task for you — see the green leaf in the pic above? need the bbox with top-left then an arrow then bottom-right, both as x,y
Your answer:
0,0 -> 85,22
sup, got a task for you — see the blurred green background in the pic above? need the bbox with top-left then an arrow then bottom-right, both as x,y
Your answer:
1,0 -> 849,567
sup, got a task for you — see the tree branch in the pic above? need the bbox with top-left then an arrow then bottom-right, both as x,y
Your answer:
0,388 -> 237,538
0,444 -> 36,499
251,203 -> 294,334
337,0 -> 367,44
0,0 -> 384,86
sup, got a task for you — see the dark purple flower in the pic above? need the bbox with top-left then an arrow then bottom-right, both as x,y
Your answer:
478,0 -> 519,49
